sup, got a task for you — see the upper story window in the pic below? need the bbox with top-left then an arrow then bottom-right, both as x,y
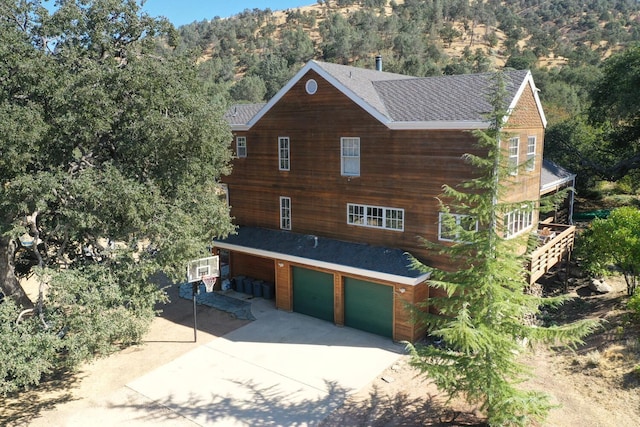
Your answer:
526,136 -> 536,171
279,137 -> 290,171
504,207 -> 533,239
508,137 -> 519,176
280,196 -> 291,230
347,203 -> 404,231
236,136 -> 247,158
305,79 -> 318,95
341,137 -> 360,176
217,183 -> 229,206
438,212 -> 478,242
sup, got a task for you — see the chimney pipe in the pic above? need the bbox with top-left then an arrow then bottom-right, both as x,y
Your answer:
375,55 -> 382,72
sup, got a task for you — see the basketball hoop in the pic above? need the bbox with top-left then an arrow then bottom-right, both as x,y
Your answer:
202,275 -> 217,293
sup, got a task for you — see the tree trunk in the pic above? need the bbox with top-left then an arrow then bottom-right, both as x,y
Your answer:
0,236 -> 33,308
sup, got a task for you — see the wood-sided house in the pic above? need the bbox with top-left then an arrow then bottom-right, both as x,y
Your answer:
215,59 -> 571,342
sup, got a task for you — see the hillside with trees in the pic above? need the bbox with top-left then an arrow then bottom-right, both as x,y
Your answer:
175,0 -> 640,189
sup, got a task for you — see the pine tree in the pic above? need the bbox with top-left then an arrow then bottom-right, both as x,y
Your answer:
408,73 -> 599,426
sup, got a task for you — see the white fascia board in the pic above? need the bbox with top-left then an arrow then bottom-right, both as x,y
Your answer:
245,61 -> 317,129
388,120 -> 490,130
505,71 -> 548,129
310,63 -> 393,126
213,241 -> 430,286
244,61 -> 393,130
540,174 -> 577,193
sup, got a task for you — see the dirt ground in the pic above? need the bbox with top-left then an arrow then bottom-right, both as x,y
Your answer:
2,271 -> 640,426
1,274 -> 250,426
322,272 -> 640,427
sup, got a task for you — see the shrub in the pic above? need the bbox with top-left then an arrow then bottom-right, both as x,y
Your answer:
628,289 -> 640,319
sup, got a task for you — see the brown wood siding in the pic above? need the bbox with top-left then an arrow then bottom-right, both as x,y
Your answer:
223,70 -> 546,308
411,281 -> 430,341
230,252 -> 275,283
275,260 -> 292,311
334,274 -> 344,326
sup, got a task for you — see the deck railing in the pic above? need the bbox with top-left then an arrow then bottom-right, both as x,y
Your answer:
528,223 -> 576,284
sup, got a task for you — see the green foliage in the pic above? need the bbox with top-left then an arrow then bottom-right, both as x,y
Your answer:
578,207 -> 640,296
0,300 -> 63,396
408,73 -> 599,426
0,0 -> 235,395
629,289 -> 640,319
230,75 -> 268,103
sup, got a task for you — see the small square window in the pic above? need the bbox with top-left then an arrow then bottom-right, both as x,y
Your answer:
438,212 -> 478,242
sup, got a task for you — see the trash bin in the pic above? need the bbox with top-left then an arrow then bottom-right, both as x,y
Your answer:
242,277 -> 253,294
262,282 -> 275,299
233,276 -> 245,292
252,279 -> 264,297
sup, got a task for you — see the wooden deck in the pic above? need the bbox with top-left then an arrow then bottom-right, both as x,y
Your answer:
529,222 -> 576,284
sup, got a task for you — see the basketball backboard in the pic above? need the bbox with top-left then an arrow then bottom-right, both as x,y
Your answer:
186,255 -> 220,283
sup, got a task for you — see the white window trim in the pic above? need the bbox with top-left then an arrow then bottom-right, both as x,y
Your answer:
236,136 -> 247,158
438,212 -> 479,242
347,203 -> 404,231
279,137 -> 290,171
341,137 -> 360,177
526,136 -> 536,171
280,196 -> 291,230
503,207 -> 534,239
509,137 -> 519,176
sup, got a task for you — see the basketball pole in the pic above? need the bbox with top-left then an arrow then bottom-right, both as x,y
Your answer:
192,281 -> 198,342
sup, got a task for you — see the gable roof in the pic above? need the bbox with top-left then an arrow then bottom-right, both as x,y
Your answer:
227,60 -> 547,131
540,159 -> 576,194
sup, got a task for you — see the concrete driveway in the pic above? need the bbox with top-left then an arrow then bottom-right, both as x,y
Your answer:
125,297 -> 404,426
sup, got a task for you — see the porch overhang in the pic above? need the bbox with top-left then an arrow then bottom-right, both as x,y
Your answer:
213,227 -> 430,286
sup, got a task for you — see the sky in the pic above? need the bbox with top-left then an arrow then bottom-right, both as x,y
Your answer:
141,1 -> 314,27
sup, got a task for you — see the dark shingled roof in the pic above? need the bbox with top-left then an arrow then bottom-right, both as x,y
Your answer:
215,226 -> 425,279
541,159 -> 576,193
225,61 -> 534,127
373,70 -> 530,122
223,103 -> 265,126
312,60 -> 415,119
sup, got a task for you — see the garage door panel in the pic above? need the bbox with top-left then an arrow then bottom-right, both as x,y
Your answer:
344,278 -> 393,338
292,267 -> 334,322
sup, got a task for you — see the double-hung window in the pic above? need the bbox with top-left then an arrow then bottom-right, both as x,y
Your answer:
280,197 -> 291,230
279,137 -> 290,171
347,203 -> 404,231
508,137 -> 519,175
236,136 -> 247,158
341,137 -> 360,176
526,136 -> 536,171
438,212 -> 478,242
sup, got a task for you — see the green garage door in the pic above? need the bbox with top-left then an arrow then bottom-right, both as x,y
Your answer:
292,267 -> 334,322
344,277 -> 393,338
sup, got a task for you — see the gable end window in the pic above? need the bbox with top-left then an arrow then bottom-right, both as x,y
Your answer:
347,203 -> 404,231
526,136 -> 536,171
341,137 -> 360,176
236,136 -> 247,158
280,197 -> 291,230
438,212 -> 478,242
509,137 -> 519,176
279,137 -> 290,171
